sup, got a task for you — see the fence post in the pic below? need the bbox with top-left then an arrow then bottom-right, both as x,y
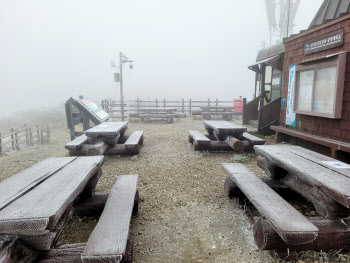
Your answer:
215,98 -> 219,107
36,125 -> 41,144
163,98 -> 166,108
137,99 -> 140,114
0,133 -> 2,154
10,128 -> 15,150
208,98 -> 210,106
29,127 -> 33,145
24,124 -> 29,146
15,129 -> 19,150
156,98 -> 158,108
40,127 -> 44,144
189,99 -> 192,114
47,124 -> 51,138
182,99 -> 185,113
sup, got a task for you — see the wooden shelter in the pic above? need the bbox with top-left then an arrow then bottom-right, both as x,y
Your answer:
243,42 -> 284,134
271,0 -> 350,161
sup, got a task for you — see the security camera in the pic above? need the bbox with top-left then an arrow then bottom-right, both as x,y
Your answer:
129,63 -> 133,69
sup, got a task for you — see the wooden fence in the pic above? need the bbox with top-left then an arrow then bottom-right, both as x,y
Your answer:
101,98 -> 235,120
0,124 -> 50,154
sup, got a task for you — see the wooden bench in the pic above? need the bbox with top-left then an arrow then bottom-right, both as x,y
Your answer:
271,125 -> 350,158
65,135 -> 88,151
81,174 -> 138,263
222,163 -> 319,244
240,132 -> 265,145
125,131 -> 144,150
188,131 -> 210,145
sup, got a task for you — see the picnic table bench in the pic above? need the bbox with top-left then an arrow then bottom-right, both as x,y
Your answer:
129,107 -> 186,123
223,144 -> 350,261
66,122 -> 143,156
195,106 -> 239,120
188,121 -> 264,152
0,157 -> 139,263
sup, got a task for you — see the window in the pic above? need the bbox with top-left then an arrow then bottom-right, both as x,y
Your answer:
293,52 -> 346,119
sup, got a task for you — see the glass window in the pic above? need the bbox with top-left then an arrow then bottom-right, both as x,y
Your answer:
313,67 -> 336,114
296,70 -> 313,111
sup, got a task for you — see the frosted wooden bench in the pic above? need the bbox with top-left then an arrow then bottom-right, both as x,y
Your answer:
81,174 -> 139,263
222,163 -> 319,244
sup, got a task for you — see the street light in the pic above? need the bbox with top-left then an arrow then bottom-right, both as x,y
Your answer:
111,52 -> 133,121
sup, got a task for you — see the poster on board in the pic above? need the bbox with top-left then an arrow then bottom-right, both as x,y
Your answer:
286,65 -> 296,127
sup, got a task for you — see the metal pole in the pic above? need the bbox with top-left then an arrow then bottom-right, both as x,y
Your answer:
119,52 -> 125,121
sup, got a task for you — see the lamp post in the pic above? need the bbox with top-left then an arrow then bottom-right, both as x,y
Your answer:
111,52 -> 133,121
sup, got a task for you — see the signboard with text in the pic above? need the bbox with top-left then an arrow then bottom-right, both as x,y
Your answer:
304,29 -> 344,55
286,65 -> 296,127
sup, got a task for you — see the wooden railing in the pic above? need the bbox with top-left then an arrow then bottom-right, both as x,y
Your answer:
0,124 -> 50,154
101,98 -> 236,120
242,97 -> 260,125
257,97 -> 281,134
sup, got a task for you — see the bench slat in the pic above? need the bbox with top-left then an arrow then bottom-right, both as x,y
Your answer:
85,122 -> 128,138
254,145 -> 350,209
0,156 -> 104,235
82,174 -> 138,262
241,132 -> 265,145
65,135 -> 88,150
0,157 -> 76,211
124,131 -> 143,149
222,163 -> 318,244
189,131 -> 210,145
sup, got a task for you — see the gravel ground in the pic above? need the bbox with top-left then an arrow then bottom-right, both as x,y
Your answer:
1,116 -> 350,263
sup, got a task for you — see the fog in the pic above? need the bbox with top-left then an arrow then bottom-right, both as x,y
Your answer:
0,0 -> 323,117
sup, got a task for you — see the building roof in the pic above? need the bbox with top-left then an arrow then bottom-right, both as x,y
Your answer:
256,42 -> 285,62
309,0 -> 350,28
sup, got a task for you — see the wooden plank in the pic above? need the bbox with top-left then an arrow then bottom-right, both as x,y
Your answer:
81,174 -> 138,262
288,146 -> 350,179
254,145 -> 350,208
65,135 -> 88,150
85,122 -> 128,138
189,131 -> 210,145
138,107 -> 177,112
124,131 -> 143,149
203,121 -> 247,134
241,132 -> 265,145
0,156 -> 104,235
0,157 -> 76,211
222,163 -> 319,244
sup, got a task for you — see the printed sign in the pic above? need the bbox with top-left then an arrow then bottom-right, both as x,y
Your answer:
321,161 -> 350,169
272,78 -> 280,86
281,98 -> 286,105
80,99 -> 109,120
286,65 -> 296,127
304,30 -> 344,55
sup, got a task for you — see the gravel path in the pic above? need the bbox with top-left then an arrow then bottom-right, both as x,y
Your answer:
2,117 -> 349,262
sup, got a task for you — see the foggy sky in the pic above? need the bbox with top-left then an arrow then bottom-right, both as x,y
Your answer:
0,0 -> 323,116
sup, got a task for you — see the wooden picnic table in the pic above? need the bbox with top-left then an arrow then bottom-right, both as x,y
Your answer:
0,156 -> 104,250
196,106 -> 239,120
203,120 -> 247,135
0,157 -> 140,262
130,107 -> 186,123
138,107 -> 177,112
85,121 -> 128,138
188,121 -> 263,152
223,144 -> 350,260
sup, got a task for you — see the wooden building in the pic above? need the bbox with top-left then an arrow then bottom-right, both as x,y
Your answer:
272,0 -> 350,161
